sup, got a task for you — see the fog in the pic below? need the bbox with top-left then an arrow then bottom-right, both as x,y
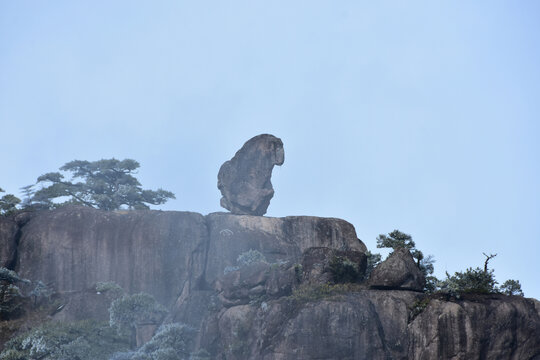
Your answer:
1,0 -> 539,326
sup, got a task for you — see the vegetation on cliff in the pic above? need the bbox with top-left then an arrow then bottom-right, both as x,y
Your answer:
0,189 -> 20,216
372,230 -> 523,297
1,158 -> 175,213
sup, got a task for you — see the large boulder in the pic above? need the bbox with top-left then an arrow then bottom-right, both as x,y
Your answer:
0,216 -> 19,268
369,247 -> 425,291
218,134 -> 284,215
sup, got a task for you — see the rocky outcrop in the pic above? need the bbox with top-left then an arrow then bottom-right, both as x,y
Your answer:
217,134 -> 284,215
14,206 -> 208,307
1,207 -> 365,308
197,291 -> 540,360
1,207 -> 539,359
369,247 -> 425,291
408,294 -> 540,360
204,213 -> 366,286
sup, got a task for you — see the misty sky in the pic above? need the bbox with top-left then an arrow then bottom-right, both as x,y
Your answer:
1,1 -> 539,299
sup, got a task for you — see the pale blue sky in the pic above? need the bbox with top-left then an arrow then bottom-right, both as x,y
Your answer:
1,1 -> 539,298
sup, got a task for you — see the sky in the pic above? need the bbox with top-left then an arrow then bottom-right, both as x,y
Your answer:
1,1 -> 539,299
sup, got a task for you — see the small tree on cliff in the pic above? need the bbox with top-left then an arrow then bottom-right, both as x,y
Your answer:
500,279 -> 524,296
26,159 -> 175,210
0,188 -> 21,216
109,293 -> 168,348
0,267 -> 29,319
438,253 -> 524,297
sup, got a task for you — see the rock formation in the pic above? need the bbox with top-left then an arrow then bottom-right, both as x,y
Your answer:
1,206 -> 539,359
7,206 -> 365,309
218,134 -> 284,215
14,206 -> 208,308
369,247 -> 426,291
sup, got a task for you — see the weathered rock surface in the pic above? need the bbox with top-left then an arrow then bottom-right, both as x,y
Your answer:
204,212 -> 366,285
2,207 -> 540,359
197,291 -> 540,360
15,206 -> 208,307
369,247 -> 425,291
408,294 -> 540,360
215,262 -> 295,307
4,207 -> 365,314
218,134 -> 284,215
0,216 -> 18,268
260,291 -> 419,360
50,287 -> 115,323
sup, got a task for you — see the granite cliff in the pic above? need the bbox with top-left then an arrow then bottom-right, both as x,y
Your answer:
1,135 -> 539,359
1,206 -> 539,359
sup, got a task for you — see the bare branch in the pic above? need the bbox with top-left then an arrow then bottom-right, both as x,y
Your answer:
483,252 -> 497,272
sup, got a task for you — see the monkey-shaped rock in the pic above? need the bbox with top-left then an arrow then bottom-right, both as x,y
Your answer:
218,134 -> 284,216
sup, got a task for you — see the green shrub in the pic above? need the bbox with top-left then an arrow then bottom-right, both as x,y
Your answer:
293,264 -> 303,283
290,283 -> 334,303
0,268 -> 28,284
364,251 -> 382,279
409,297 -> 431,321
139,323 -> 194,356
109,293 -> 168,345
110,323 -> 202,360
189,349 -> 211,360
439,267 -> 497,297
329,256 -> 360,283
0,349 -> 26,360
290,283 -> 362,304
29,280 -> 54,305
500,279 -> 524,296
376,230 -> 416,252
0,268 -> 29,319
236,249 -> 267,267
0,188 -> 21,216
96,281 -> 125,299
223,266 -> 240,275
0,320 -> 129,360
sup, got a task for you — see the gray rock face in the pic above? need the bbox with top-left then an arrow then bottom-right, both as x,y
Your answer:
200,291 -> 540,360
15,206 -> 208,307
203,213 -> 366,285
215,262 -> 295,307
0,216 -> 18,268
218,134 -> 284,215
369,247 -> 425,291
3,207 -> 540,359
8,207 -> 365,313
408,294 -> 540,360
249,291 -> 420,360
